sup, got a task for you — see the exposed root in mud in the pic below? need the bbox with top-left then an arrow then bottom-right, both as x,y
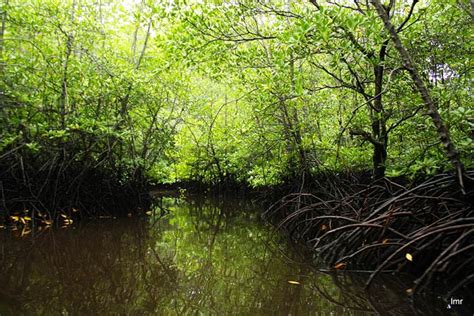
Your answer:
264,171 -> 474,295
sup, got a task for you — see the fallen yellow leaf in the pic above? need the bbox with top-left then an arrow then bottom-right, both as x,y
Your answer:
10,216 -> 19,222
20,228 -> 31,237
63,218 -> 73,225
24,216 -> 32,221
288,280 -> 300,285
382,239 -> 389,244
406,288 -> 413,295
334,262 -> 347,270
321,224 -> 328,230
406,253 -> 413,262
72,208 -> 79,212
145,211 -> 152,216
60,214 -> 68,218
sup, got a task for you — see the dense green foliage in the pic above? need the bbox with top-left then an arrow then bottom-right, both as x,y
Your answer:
1,0 -> 472,188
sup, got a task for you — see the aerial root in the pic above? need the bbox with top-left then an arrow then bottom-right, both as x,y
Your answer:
264,171 -> 474,295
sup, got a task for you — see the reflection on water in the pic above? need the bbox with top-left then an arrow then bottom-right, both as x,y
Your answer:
0,197 -> 464,315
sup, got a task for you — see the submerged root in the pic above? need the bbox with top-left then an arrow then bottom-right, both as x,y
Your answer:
264,171 -> 474,295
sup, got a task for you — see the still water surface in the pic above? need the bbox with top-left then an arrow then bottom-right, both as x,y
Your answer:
0,196 -> 467,315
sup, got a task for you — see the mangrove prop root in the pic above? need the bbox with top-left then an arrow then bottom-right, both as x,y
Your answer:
0,145 -> 150,219
263,171 -> 474,295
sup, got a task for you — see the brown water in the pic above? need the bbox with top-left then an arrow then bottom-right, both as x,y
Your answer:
0,196 -> 469,315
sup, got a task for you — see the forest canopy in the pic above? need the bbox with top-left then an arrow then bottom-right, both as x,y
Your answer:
0,0 -> 472,189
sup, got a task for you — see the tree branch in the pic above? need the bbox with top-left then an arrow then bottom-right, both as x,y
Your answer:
349,129 -> 382,146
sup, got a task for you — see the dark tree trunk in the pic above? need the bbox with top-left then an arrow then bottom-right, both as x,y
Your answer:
371,0 -> 466,192
373,142 -> 387,179
371,43 -> 388,179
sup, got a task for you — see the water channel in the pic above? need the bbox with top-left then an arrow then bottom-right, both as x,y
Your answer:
0,196 -> 468,315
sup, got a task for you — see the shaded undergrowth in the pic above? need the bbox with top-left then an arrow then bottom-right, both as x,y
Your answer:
0,150 -> 151,225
